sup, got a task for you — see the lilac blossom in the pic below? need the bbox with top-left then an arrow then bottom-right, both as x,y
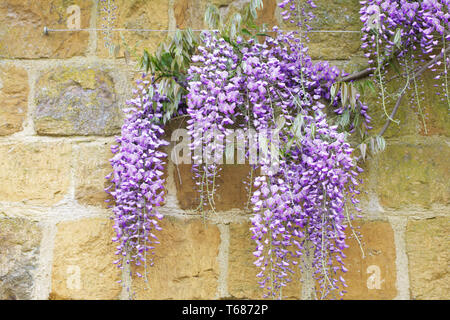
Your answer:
107,75 -> 169,276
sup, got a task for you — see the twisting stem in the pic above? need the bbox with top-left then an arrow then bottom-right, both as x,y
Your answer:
378,46 -> 450,136
376,32 -> 398,124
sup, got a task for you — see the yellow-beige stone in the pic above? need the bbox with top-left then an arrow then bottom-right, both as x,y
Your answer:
339,220 -> 397,300
96,0 -> 169,58
228,222 -> 302,299
0,64 -> 28,136
0,217 -> 42,300
133,217 -> 220,299
280,0 -> 363,60
406,217 -> 449,300
174,163 -> 254,211
50,218 -> 121,300
34,66 -> 121,136
0,0 -> 91,58
375,141 -> 450,209
75,142 -> 114,208
0,142 -> 71,205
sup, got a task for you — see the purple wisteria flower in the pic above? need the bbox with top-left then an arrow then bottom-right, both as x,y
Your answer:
107,75 -> 169,277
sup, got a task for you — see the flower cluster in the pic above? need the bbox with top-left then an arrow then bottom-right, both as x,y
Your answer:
185,25 -> 365,298
107,75 -> 168,275
251,112 -> 361,299
279,0 -> 317,30
360,0 -> 449,64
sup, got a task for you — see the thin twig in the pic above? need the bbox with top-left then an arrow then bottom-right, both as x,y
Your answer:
378,46 -> 450,136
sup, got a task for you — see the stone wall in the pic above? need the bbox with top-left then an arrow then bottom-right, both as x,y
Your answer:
0,0 -> 448,300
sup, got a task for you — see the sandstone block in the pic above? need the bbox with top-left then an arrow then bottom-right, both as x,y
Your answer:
96,0 -> 169,58
0,218 -> 42,300
50,218 -> 121,300
228,222 -> 302,299
75,142 -> 114,208
133,217 -> 221,299
0,142 -> 71,205
376,142 -> 450,209
339,220 -> 397,300
0,64 -> 29,136
34,67 -> 121,136
0,0 -> 91,58
406,217 -> 449,300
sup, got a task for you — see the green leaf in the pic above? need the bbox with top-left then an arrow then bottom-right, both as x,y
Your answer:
393,28 -> 402,48
341,83 -> 348,107
161,52 -> 173,69
349,84 -> 357,110
241,28 -> 252,36
310,122 -> 316,139
142,50 -> 150,72
359,143 -> 367,161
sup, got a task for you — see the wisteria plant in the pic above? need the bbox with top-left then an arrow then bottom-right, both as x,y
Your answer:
107,0 -> 449,299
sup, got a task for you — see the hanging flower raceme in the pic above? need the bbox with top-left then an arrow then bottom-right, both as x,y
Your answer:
185,24 -> 365,299
250,110 -> 361,299
360,0 -> 449,66
107,75 -> 169,276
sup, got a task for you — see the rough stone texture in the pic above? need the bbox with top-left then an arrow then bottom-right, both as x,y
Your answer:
175,0 -> 208,30
75,142 -> 114,208
406,217 -> 449,300
280,0 -> 363,60
365,66 -> 435,139
0,64 -> 29,136
0,142 -> 71,205
339,220 -> 397,300
0,218 -> 42,300
308,0 -> 361,31
228,222 -> 302,300
50,218 -> 121,300
34,67 -> 121,136
97,0 -> 169,58
360,64 -> 450,139
133,217 -> 220,299
416,71 -> 450,137
376,141 -> 450,209
0,0 -> 91,59
174,163 -> 253,211
175,0 -> 277,32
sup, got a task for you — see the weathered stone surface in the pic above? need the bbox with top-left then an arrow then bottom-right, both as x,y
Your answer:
0,142 -> 71,205
365,67 -> 422,139
0,218 -> 42,300
375,141 -> 450,209
228,222 -> 302,300
175,0 -> 207,30
360,64 -> 449,139
339,220 -> 397,300
34,67 -> 121,136
228,220 -> 396,300
280,0 -> 363,60
175,0 -> 277,32
97,0 -> 169,58
50,218 -> 121,300
308,0 -> 361,31
308,33 -> 362,60
406,217 -> 449,300
416,71 -> 450,137
174,163 -> 253,211
75,142 -> 114,208
0,0 -> 91,59
0,64 -> 28,136
133,217 -> 220,299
